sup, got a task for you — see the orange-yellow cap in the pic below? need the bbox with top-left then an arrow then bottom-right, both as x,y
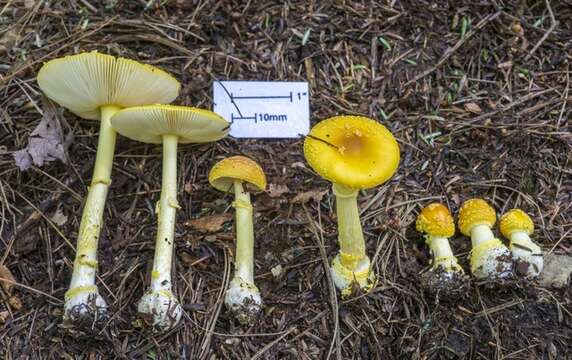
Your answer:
458,198 -> 496,236
416,203 -> 455,237
303,115 -> 400,189
499,209 -> 534,237
208,156 -> 267,192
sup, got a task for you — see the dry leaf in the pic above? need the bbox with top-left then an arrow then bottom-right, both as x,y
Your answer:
292,190 -> 327,204
0,311 -> 9,324
0,29 -> 19,53
8,295 -> 22,310
464,102 -> 482,114
50,207 -> 68,226
185,213 -> 232,233
0,265 -> 16,294
13,102 -> 70,171
268,183 -> 289,198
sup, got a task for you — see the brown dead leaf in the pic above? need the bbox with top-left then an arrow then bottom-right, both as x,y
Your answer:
292,190 -> 327,204
185,213 -> 232,233
464,102 -> 482,114
50,207 -> 68,226
0,264 -> 15,294
268,183 -> 289,198
0,311 -> 9,324
0,29 -> 19,53
8,295 -> 22,310
13,101 -> 70,171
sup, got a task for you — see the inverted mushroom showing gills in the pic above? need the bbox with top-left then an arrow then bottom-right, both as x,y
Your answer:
303,115 -> 400,297
500,209 -> 542,279
415,203 -> 469,298
37,52 -> 180,330
458,199 -> 513,281
208,156 -> 267,325
111,105 -> 229,332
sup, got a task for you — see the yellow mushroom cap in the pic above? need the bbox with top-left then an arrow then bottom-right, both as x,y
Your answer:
499,209 -> 534,237
37,51 -> 180,120
416,203 -> 455,237
303,115 -> 400,189
110,105 -> 229,144
209,156 -> 267,192
458,198 -> 497,236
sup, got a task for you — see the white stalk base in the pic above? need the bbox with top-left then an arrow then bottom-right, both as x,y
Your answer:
470,225 -> 513,280
421,236 -> 469,298
63,285 -> 108,330
225,277 -> 262,325
137,290 -> 183,332
510,232 -> 543,278
330,255 -> 375,296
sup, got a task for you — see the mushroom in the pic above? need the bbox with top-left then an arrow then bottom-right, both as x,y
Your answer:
303,115 -> 400,296
458,199 -> 513,281
111,105 -> 229,332
37,52 -> 180,328
500,209 -> 542,279
208,156 -> 267,325
415,203 -> 469,298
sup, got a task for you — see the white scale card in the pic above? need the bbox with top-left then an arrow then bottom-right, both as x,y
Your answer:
213,81 -> 310,138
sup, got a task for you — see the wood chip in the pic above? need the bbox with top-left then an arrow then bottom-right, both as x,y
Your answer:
0,265 -> 16,295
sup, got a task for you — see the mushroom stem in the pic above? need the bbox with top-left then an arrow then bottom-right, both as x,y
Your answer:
509,232 -> 540,254
329,183 -> 375,295
470,224 -> 495,246
233,180 -> 254,283
64,104 -> 121,326
426,236 -> 459,270
151,134 -> 179,291
137,134 -> 183,332
332,183 -> 365,270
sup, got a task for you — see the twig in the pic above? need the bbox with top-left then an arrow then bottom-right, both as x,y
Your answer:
525,0 -> 558,60
198,247 -> 230,359
302,204 -> 341,360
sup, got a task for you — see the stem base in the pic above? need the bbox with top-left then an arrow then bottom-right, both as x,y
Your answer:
63,285 -> 108,334
225,276 -> 262,325
137,289 -> 183,333
330,254 -> 376,298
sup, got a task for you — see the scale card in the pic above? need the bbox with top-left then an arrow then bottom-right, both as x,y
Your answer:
213,81 -> 310,138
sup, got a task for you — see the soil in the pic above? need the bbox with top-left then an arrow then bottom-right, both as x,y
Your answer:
1,1 -> 571,359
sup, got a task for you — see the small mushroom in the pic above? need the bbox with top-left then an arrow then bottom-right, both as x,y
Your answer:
111,105 -> 229,332
208,156 -> 267,325
303,115 -> 400,297
458,199 -> 513,281
416,203 -> 469,298
37,52 -> 180,329
500,209 -> 542,279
